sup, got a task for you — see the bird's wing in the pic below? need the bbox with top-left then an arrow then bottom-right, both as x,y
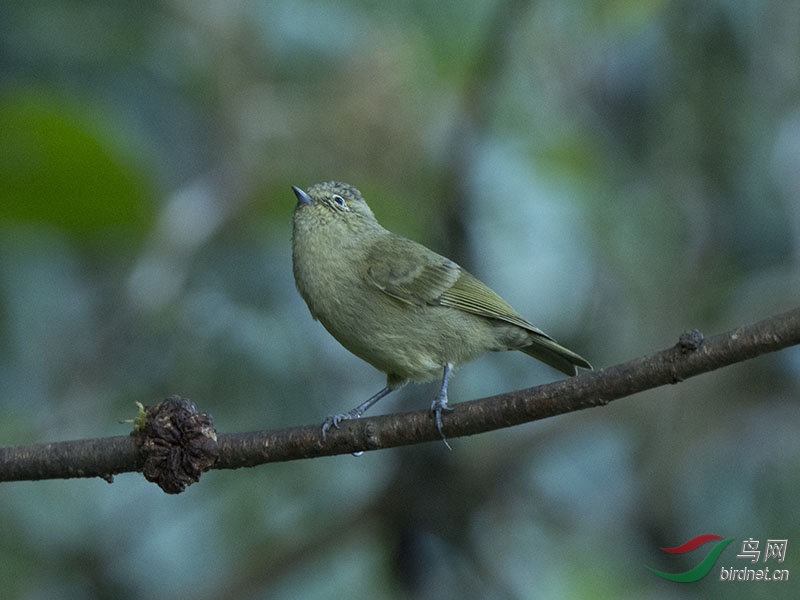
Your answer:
439,269 -> 547,334
363,235 -> 548,336
364,235 -> 461,306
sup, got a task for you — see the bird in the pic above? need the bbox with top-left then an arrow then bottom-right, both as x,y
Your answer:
291,181 -> 591,444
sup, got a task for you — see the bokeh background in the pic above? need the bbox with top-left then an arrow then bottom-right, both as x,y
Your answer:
1,1 -> 799,598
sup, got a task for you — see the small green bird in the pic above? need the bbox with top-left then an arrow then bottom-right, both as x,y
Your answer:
291,181 -> 591,442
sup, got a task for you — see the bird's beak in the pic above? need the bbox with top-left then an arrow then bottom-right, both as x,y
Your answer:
291,185 -> 313,206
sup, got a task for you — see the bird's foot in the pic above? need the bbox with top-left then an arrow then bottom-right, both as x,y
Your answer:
430,394 -> 454,450
321,387 -> 394,441
320,414 -> 341,440
321,412 -> 354,440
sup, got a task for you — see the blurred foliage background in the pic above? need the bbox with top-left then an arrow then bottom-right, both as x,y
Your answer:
1,1 -> 799,598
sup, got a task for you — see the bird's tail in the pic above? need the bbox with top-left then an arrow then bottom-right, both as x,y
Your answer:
519,333 -> 592,376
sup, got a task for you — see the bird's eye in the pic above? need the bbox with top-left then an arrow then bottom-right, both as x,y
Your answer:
332,194 -> 346,207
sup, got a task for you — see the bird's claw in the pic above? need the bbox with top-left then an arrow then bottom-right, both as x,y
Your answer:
321,413 -> 347,440
321,411 -> 361,440
430,395 -> 454,450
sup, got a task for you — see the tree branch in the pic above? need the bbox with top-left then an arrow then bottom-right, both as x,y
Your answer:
1,307 -> 799,491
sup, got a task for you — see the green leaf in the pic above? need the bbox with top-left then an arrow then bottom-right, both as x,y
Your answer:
0,91 -> 153,238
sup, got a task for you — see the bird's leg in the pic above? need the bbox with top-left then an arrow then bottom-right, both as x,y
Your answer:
430,363 -> 454,449
321,386 -> 394,440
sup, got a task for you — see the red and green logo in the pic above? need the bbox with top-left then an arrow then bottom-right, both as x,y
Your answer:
646,534 -> 735,582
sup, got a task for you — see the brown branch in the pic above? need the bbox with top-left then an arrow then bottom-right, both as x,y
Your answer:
1,307 -> 799,491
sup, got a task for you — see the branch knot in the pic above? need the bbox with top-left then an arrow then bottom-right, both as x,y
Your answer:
131,395 -> 218,494
678,329 -> 705,353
